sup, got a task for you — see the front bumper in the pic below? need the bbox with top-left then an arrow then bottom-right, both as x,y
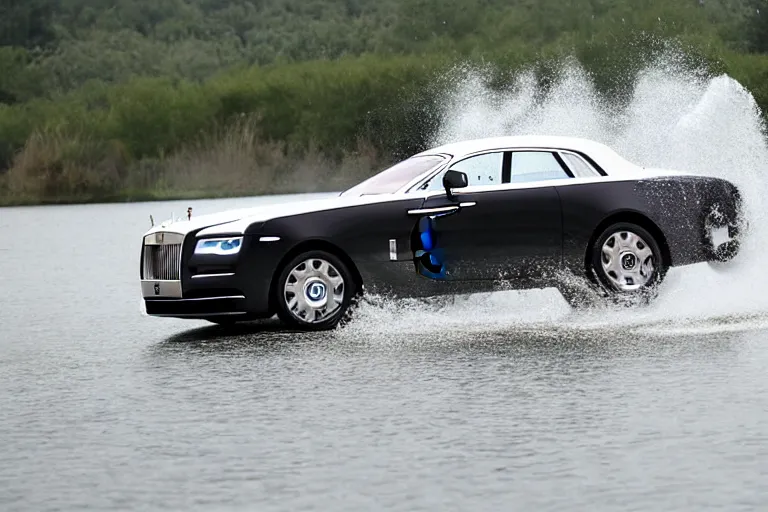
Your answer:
144,295 -> 248,318
141,232 -> 286,320
142,271 -> 272,319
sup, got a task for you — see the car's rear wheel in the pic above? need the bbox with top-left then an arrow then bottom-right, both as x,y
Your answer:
590,222 -> 666,305
274,250 -> 358,330
562,222 -> 666,308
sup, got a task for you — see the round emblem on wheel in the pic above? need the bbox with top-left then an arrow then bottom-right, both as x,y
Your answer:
621,253 -> 637,270
306,281 -> 327,301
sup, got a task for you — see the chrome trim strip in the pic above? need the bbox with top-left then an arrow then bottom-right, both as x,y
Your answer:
407,206 -> 460,215
143,233 -> 184,246
144,295 -> 245,302
259,236 -> 281,242
191,273 -> 236,279
450,176 -> 620,194
459,202 -> 477,207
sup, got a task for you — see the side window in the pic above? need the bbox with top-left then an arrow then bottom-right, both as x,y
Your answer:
422,151 -> 504,191
449,152 -> 504,187
509,151 -> 570,183
561,152 -> 600,178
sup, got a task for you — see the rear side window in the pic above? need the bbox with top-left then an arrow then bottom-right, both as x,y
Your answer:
509,151 -> 570,183
561,152 -> 601,178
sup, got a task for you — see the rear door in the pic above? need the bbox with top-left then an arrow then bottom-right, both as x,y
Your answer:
410,150 -> 566,283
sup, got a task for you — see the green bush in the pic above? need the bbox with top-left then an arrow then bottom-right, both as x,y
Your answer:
105,78 -> 219,158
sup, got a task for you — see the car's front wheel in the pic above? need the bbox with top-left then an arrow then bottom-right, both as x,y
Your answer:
274,250 -> 358,330
589,222 -> 667,305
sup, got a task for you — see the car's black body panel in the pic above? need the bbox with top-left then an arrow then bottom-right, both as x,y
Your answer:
259,197 -> 426,265
420,187 -> 562,282
558,176 -> 740,273
142,171 -> 743,320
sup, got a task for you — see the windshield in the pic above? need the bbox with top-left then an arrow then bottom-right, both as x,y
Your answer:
341,155 -> 447,196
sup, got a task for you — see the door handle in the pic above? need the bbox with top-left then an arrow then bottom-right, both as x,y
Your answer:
407,206 -> 460,215
407,202 -> 476,215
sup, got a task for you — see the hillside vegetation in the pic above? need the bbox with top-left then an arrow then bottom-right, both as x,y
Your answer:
1,0 -> 768,204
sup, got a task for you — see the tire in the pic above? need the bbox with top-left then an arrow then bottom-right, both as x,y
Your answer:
274,250 -> 359,330
586,222 -> 667,306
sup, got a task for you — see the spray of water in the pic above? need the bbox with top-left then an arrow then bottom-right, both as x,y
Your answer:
341,52 -> 768,340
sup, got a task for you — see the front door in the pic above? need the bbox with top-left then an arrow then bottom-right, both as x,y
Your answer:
411,150 -> 565,283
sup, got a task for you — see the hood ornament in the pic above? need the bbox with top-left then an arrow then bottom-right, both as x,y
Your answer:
187,207 -> 193,220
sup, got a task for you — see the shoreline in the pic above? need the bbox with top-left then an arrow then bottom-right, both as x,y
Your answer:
0,188 -> 339,208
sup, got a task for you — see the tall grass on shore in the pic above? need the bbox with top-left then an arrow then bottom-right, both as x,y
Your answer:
0,54 -> 444,205
0,117 -> 388,205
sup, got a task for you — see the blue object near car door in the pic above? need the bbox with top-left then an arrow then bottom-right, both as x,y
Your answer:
414,186 -> 563,282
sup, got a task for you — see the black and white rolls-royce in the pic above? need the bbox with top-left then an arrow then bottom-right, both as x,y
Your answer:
140,135 -> 743,329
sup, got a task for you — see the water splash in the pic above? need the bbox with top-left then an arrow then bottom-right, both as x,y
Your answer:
343,53 -> 768,339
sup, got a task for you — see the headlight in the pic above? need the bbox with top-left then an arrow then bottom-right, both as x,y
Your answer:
194,237 -> 243,255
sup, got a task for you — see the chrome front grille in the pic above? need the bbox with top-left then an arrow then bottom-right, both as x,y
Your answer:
142,232 -> 184,280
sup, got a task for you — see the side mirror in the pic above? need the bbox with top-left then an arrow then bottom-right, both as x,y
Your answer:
443,169 -> 468,199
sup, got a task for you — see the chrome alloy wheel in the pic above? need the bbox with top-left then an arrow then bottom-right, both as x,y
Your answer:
600,230 -> 656,292
283,258 -> 345,324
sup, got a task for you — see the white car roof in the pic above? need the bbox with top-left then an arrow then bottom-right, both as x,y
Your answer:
417,135 -> 639,176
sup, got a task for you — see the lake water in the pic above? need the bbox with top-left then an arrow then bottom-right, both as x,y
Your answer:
2,195 -> 768,511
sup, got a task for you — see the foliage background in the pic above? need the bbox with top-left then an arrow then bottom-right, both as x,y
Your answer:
1,0 -> 768,204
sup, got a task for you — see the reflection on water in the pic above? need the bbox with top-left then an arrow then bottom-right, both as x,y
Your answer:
155,319 -> 752,360
162,318 -> 289,344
